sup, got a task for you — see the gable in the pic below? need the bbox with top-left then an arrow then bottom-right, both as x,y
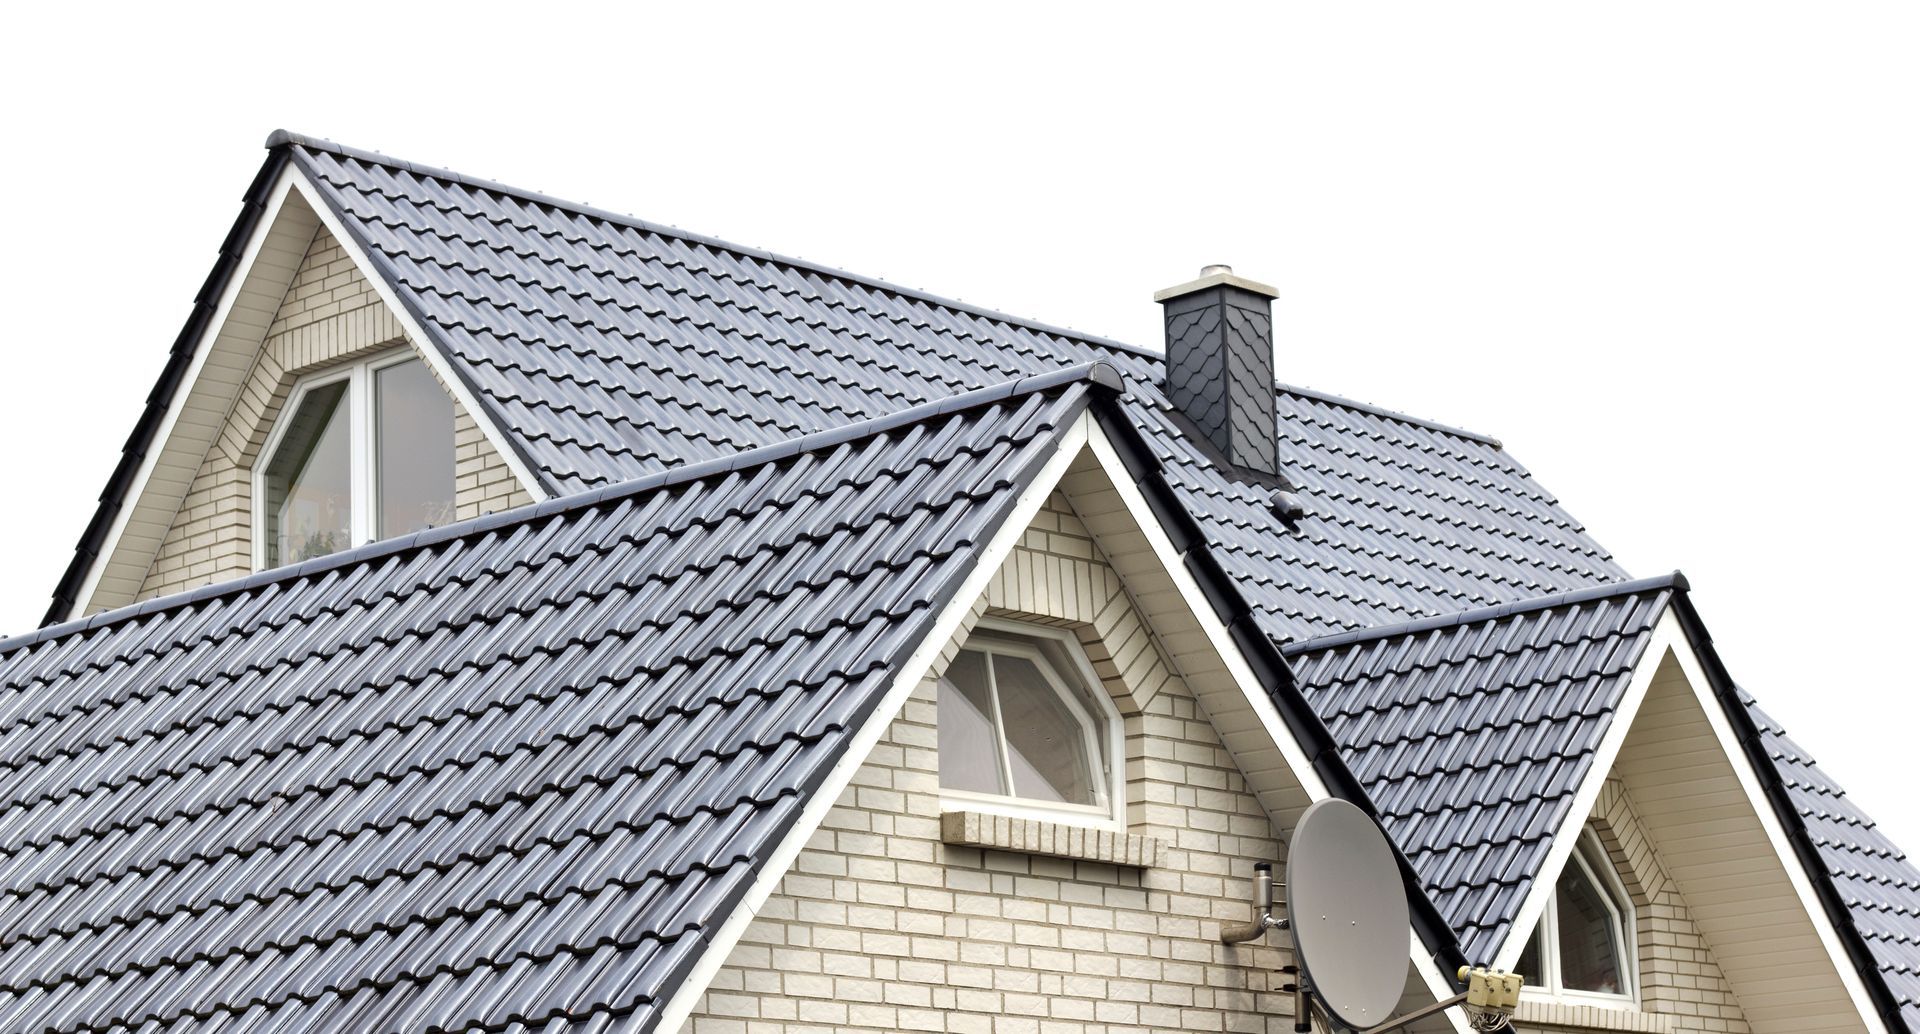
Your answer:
1290,583 -> 1898,1032
66,176 -> 537,619
0,369 -> 1097,1034
130,226 -> 533,606
683,478 -> 1464,1034
1603,648 -> 1879,1033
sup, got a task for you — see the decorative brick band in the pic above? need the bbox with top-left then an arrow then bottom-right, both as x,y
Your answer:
1512,999 -> 1675,1033
939,810 -> 1163,867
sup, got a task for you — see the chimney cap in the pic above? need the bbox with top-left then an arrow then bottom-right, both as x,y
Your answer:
1154,265 -> 1279,303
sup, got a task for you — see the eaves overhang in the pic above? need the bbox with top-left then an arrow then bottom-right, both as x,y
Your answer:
1669,592 -> 1910,1033
43,149 -> 290,628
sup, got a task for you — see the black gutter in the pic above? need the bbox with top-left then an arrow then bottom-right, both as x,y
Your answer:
42,149 -> 291,628
1088,393 -> 1472,984
1668,591 -> 1908,1032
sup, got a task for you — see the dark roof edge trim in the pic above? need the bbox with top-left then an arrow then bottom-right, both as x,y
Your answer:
266,129 -> 1162,364
41,149 -> 294,630
1275,381 -> 1504,449
1280,572 -> 1690,657
4,362 -> 1119,659
1087,393 -> 1470,982
1667,593 -> 1908,1032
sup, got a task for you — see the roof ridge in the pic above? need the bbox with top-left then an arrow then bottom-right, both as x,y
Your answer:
4,360 -> 1118,659
267,130 -> 1161,363
1281,571 -> 1688,656
269,131 -> 1513,451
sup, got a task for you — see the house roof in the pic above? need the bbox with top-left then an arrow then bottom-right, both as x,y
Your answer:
26,131 -> 1920,1030
0,369 -> 1094,1033
49,131 -> 1630,645
1285,576 -> 1679,964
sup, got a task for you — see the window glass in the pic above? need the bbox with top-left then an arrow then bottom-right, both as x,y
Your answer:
1515,930 -> 1541,983
1557,860 -> 1625,994
375,358 -> 456,537
994,654 -> 1095,805
264,381 -> 352,567
935,631 -> 1110,814
937,650 -> 1003,795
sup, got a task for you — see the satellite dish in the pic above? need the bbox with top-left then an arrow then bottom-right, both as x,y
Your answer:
1287,798 -> 1411,1030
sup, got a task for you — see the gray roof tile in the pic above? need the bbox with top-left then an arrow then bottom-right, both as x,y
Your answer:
283,141 -> 1626,645
28,133 -> 1920,1030
1745,692 -> 1920,1029
0,372 -> 1093,1033
1286,578 -> 1676,962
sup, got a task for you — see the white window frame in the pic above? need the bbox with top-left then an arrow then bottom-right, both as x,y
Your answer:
252,346 -> 433,571
1521,828 -> 1639,1008
937,618 -> 1127,831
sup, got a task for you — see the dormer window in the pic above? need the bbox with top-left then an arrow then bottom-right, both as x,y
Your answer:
1516,829 -> 1637,1003
256,351 -> 454,569
937,621 -> 1122,824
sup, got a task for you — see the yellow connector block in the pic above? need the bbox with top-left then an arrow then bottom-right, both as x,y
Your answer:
1456,966 -> 1525,1011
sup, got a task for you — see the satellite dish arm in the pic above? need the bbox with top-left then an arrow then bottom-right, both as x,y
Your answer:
1221,863 -> 1288,944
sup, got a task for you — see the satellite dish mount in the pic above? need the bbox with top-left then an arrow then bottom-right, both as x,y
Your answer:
1223,799 -> 1523,1032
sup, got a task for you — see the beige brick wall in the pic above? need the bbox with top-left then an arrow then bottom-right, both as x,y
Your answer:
682,491 -> 1761,1034
683,492 -> 1301,1034
130,227 -> 533,604
1514,780 -> 1750,1034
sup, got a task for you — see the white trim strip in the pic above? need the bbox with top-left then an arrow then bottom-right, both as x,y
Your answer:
1081,424 -> 1331,801
285,169 -> 550,505
649,411 -> 1094,1034
69,166 -> 303,621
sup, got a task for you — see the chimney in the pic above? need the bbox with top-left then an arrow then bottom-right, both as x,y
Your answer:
1156,265 -> 1281,476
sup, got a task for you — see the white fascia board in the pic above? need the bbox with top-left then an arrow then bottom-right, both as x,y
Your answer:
1081,424 -> 1328,800
1664,629 -> 1889,1034
68,165 -> 304,622
1490,611 -> 1679,973
284,169 -> 550,505
1082,421 -> 1468,1034
649,410 -> 1094,1034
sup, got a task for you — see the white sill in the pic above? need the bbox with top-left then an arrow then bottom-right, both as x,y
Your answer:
939,810 -> 1162,867
1512,996 -> 1671,1033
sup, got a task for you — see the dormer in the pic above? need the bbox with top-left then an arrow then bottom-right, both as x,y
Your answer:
51,159 -> 540,621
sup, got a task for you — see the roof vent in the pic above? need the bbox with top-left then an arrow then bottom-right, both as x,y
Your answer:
1155,266 -> 1281,476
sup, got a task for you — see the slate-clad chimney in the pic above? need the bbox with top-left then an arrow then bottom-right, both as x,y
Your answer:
1156,265 -> 1281,476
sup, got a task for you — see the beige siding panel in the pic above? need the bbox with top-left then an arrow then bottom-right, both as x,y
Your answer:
1607,655 -> 1869,1034
130,227 -> 532,603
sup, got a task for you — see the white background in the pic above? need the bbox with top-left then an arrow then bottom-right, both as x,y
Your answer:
2,5 -> 1916,854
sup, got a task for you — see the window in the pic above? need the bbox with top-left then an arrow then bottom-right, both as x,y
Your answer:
1516,830 -> 1636,1002
936,622 -> 1122,824
256,351 -> 455,568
